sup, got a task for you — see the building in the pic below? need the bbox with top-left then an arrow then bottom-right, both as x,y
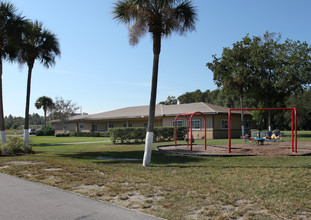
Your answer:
51,102 -> 255,139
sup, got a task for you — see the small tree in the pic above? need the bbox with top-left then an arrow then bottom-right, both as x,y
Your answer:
35,96 -> 54,126
50,97 -> 79,130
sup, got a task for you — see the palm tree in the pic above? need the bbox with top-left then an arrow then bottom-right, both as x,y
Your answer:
0,2 -> 25,145
35,96 -> 54,126
113,0 -> 197,166
19,20 -> 60,145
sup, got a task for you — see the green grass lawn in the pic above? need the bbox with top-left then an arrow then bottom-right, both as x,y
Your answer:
1,133 -> 311,219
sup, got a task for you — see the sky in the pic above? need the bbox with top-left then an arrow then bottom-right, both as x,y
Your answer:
3,0 -> 311,117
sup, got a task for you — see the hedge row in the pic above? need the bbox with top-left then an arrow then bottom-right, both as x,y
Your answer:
70,132 -> 109,137
110,127 -> 187,144
55,132 -> 110,137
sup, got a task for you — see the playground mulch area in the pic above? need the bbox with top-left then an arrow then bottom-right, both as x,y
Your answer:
157,141 -> 311,157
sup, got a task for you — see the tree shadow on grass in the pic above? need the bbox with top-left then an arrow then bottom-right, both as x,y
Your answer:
56,150 -> 205,165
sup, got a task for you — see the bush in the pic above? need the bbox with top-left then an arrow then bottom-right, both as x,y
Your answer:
110,128 -> 146,144
2,136 -> 31,155
70,132 -> 108,137
36,126 -> 55,136
56,133 -> 70,137
109,127 -> 187,144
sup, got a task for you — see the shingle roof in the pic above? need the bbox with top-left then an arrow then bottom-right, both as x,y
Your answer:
64,102 -> 234,122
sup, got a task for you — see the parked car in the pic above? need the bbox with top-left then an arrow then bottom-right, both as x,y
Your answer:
29,129 -> 36,135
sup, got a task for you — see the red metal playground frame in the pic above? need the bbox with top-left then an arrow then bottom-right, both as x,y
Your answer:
174,111 -> 207,151
228,108 -> 297,153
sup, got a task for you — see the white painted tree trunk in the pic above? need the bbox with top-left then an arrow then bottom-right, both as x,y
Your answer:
143,131 -> 153,167
0,130 -> 6,145
24,129 -> 29,146
241,125 -> 245,137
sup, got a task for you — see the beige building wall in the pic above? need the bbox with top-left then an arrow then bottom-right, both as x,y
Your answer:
52,113 -> 254,139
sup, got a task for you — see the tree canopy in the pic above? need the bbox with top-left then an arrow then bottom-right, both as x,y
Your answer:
207,32 -> 311,108
49,97 -> 79,129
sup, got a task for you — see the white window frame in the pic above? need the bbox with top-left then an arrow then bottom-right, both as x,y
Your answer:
79,124 -> 84,130
221,119 -> 228,130
171,120 -> 183,127
190,119 -> 200,130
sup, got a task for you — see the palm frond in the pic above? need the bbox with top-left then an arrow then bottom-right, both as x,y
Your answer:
19,20 -> 60,68
113,0 -> 138,24
174,0 -> 197,34
113,0 -> 197,43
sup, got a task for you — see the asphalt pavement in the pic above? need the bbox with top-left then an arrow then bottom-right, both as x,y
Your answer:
0,173 -> 163,220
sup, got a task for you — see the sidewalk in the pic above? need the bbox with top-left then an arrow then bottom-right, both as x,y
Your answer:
0,173 -> 162,220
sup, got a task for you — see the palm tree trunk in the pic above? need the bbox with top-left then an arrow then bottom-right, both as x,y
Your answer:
44,107 -> 47,127
143,33 -> 161,167
0,59 -> 6,145
24,62 -> 34,146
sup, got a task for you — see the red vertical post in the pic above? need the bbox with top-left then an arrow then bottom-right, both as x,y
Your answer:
228,109 -> 231,153
291,110 -> 294,152
185,117 -> 189,147
204,115 -> 207,150
295,108 -> 297,153
190,116 -> 193,151
174,116 -> 178,148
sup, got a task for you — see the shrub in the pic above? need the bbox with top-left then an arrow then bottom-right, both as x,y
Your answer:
71,132 -> 106,137
176,126 -> 187,140
56,133 -> 70,137
36,126 -> 55,136
109,127 -> 187,144
110,128 -> 146,144
2,136 -> 28,154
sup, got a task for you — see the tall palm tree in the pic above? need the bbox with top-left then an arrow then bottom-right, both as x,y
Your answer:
113,0 -> 197,166
35,96 -> 54,126
0,2 -> 25,145
19,21 -> 60,145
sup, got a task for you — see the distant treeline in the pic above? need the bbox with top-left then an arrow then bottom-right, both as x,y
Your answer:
5,113 -> 45,129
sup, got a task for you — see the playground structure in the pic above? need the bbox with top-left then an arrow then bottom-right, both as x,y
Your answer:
174,111 -> 206,151
228,108 -> 297,153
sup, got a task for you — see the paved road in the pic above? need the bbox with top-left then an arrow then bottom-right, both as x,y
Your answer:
0,173 -> 163,220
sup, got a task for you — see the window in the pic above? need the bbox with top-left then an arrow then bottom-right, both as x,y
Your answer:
123,122 -> 127,127
221,119 -> 228,130
129,122 -> 134,127
191,119 -> 200,130
109,123 -> 114,128
171,120 -> 183,127
245,120 -> 251,129
92,124 -> 98,132
143,122 -> 148,128
79,124 -> 84,130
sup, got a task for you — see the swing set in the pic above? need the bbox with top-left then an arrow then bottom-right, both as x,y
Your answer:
228,108 -> 297,153
174,111 -> 207,151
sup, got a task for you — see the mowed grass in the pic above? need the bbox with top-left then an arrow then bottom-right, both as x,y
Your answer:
0,132 -> 311,219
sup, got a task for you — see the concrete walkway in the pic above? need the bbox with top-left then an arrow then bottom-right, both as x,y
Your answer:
0,173 -> 162,220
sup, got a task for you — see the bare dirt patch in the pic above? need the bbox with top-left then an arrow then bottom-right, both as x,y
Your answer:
6,161 -> 44,165
43,168 -> 63,171
158,141 -> 311,156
